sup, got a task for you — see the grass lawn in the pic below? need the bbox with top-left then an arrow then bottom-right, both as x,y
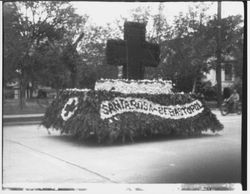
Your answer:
3,99 -> 53,115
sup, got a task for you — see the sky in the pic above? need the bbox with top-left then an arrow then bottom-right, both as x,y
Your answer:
71,1 -> 244,26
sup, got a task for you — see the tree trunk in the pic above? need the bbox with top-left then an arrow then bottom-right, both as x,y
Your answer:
19,76 -> 25,110
19,63 -> 26,109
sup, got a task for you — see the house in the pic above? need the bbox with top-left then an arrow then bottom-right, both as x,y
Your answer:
203,55 -> 240,98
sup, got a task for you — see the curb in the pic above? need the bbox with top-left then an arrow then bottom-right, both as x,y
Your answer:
3,114 -> 44,119
3,121 -> 42,126
3,114 -> 44,126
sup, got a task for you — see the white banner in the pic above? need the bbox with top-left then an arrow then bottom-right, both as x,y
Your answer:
100,97 -> 204,120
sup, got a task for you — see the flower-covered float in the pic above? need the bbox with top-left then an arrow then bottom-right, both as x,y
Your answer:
42,79 -> 223,144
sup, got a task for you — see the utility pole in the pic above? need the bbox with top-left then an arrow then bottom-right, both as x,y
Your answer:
216,1 -> 222,107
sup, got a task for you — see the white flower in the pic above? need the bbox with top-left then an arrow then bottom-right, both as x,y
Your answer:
95,79 -> 173,94
64,88 -> 90,92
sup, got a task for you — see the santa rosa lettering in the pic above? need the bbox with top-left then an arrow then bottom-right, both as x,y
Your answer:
100,97 -> 204,120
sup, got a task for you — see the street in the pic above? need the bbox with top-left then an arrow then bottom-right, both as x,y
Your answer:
3,110 -> 242,189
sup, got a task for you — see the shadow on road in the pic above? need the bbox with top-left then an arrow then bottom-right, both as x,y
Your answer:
43,132 -> 221,148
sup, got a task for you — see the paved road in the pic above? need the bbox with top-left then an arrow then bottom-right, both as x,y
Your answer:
3,111 -> 242,189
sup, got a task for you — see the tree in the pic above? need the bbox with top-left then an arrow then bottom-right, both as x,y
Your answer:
206,15 -> 243,77
25,1 -> 88,89
128,6 -> 152,24
165,4 -> 218,92
144,3 -> 173,80
3,2 -> 29,107
77,23 -> 121,88
4,1 -> 88,104
3,2 -> 24,84
148,4 -> 243,93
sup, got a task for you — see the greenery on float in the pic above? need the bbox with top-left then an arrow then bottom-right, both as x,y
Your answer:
42,90 -> 223,144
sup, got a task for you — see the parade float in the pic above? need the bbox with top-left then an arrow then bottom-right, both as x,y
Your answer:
42,22 -> 223,144
42,79 -> 223,144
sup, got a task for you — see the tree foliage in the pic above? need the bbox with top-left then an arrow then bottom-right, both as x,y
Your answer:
4,1 -> 88,91
144,4 -> 243,93
3,3 -> 24,84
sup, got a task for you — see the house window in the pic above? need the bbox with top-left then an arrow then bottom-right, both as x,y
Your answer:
225,64 -> 233,81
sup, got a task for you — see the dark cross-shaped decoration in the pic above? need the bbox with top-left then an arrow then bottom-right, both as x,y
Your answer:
64,99 -> 77,117
106,22 -> 160,80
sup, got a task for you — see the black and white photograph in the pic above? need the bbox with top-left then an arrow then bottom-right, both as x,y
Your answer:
2,0 -> 247,192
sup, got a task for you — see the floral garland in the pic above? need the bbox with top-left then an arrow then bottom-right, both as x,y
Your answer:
64,88 -> 91,92
95,79 -> 173,94
97,78 -> 172,84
